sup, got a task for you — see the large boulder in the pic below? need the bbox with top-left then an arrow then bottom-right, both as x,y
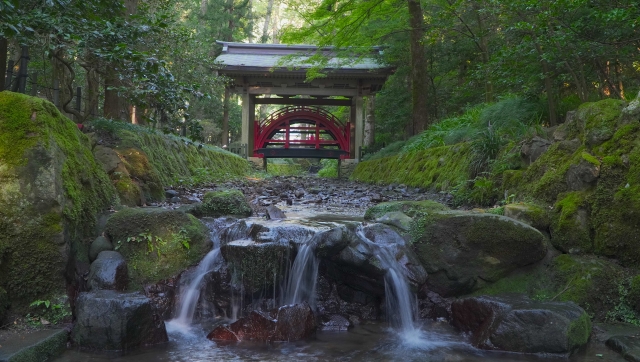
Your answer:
87,251 -> 128,291
0,92 -> 116,310
104,208 -> 211,288
408,208 -> 547,297
219,221 -> 316,296
71,290 -> 167,351
451,295 -> 591,355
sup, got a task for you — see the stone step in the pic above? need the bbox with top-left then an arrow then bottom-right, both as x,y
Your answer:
0,328 -> 67,362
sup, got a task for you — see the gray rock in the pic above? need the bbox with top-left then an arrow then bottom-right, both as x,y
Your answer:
294,189 -> 305,198
607,335 -> 640,362
566,158 -> 600,191
620,91 -> 640,125
451,295 -> 591,355
71,290 -> 167,351
521,136 -> 552,165
89,235 -> 114,262
165,189 -> 179,198
375,211 -> 413,231
170,196 -> 181,203
319,314 -> 351,331
266,205 -> 286,219
93,145 -> 122,174
87,251 -> 128,291
326,223 -> 427,295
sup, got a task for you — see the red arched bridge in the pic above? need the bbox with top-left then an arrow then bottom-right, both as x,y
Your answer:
254,106 -> 350,159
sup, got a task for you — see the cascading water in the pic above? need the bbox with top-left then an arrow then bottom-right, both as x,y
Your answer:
355,226 -> 421,339
167,218 -> 232,332
284,243 -> 319,307
172,247 -> 221,326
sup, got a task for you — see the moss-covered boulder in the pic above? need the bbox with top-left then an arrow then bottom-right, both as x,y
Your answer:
191,189 -> 252,218
104,208 -> 211,288
417,211 -> 547,296
451,294 -> 591,355
475,253 -> 634,322
0,92 -> 117,310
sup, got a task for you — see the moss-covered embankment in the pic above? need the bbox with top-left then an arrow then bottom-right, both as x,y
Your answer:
89,119 -> 251,206
353,92 -> 640,322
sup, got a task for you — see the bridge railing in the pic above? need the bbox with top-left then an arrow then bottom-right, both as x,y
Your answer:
258,106 -> 345,128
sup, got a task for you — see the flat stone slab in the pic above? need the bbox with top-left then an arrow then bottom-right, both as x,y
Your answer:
0,328 -> 68,362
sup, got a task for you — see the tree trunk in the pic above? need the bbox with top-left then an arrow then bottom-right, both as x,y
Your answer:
407,0 -> 429,135
364,95 -> 375,147
472,2 -> 492,103
533,41 -> 557,126
52,51 -> 73,117
103,70 -> 125,120
261,0 -> 274,43
0,37 -> 6,92
201,0 -> 207,15
222,87 -> 230,148
271,1 -> 280,44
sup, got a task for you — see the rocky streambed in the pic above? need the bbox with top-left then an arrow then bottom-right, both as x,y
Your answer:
57,176 -> 633,361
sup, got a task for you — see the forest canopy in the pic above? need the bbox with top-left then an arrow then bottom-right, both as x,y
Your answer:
1,0 -> 639,145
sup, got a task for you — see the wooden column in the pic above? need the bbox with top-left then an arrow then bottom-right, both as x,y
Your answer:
241,93 -> 256,158
353,96 -> 364,161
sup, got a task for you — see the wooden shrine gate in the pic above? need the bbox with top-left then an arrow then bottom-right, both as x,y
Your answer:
254,106 -> 350,159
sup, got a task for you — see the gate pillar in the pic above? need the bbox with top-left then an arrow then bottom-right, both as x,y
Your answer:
352,96 -> 364,160
241,93 -> 255,157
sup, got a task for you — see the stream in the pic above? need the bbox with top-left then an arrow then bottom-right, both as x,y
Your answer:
54,177 -> 625,361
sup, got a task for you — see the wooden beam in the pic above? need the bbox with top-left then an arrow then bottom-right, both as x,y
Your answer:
243,86 -> 358,97
254,98 -> 352,106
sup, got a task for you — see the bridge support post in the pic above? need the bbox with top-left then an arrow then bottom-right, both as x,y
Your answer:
241,93 -> 255,158
352,96 -> 364,161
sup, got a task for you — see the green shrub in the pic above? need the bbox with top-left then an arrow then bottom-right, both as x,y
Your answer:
318,159 -> 338,178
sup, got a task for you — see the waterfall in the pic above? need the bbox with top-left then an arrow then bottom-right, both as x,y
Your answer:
284,244 -> 319,306
168,218 -> 232,329
355,226 -> 418,335
172,247 -> 221,326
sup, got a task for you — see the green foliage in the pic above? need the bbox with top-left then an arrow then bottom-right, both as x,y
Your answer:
362,141 -> 407,161
26,297 -> 71,326
317,159 -> 338,178
266,159 -> 305,176
605,280 -> 640,326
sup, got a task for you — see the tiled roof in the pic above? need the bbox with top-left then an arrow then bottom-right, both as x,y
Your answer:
214,41 -> 389,72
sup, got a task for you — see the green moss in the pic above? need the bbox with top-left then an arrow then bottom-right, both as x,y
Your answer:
550,191 -> 591,253
567,311 -> 592,351
502,170 -> 524,193
351,143 -> 472,192
581,151 -> 601,167
114,177 -> 141,207
471,268 -> 553,299
576,99 -> 625,147
552,254 -> 628,321
104,208 -> 210,288
117,147 -> 164,202
364,200 -> 449,220
190,189 -> 252,218
0,92 -> 117,309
